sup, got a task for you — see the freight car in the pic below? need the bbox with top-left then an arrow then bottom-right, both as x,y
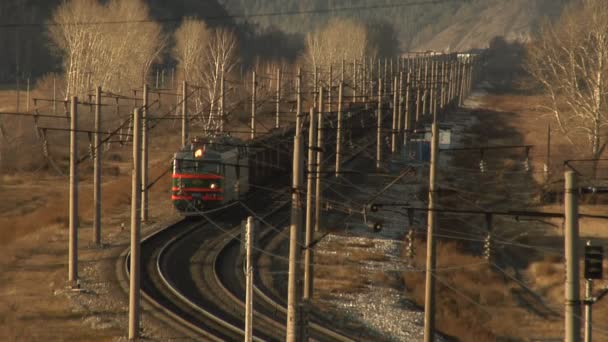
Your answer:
171,129 -> 293,215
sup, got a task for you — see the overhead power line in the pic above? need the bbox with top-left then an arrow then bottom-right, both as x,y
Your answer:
0,0 -> 462,29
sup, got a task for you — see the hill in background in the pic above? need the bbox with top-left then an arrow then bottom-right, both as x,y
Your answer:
218,0 -> 569,52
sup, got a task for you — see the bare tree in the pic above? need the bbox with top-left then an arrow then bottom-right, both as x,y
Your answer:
527,0 -> 608,160
202,28 -> 239,131
173,20 -> 239,132
48,0 -> 165,97
304,18 -> 369,71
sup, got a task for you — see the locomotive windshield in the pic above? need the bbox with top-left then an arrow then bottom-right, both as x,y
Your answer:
174,159 -> 220,174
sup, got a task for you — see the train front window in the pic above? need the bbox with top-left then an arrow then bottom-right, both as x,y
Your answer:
175,159 -> 220,174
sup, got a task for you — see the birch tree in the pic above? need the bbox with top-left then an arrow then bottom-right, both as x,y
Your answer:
48,0 -> 165,97
304,18 -> 369,71
527,0 -> 608,160
173,19 -> 239,132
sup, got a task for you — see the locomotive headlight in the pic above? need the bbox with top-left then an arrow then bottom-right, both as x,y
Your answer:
195,148 -> 204,158
210,183 -> 217,189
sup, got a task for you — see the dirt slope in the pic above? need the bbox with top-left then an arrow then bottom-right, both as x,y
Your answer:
415,0 -> 564,52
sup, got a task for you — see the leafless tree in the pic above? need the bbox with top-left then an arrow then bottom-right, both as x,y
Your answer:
304,18 -> 369,72
48,0 -> 165,98
173,20 -> 239,132
527,0 -> 608,160
202,28 -> 239,131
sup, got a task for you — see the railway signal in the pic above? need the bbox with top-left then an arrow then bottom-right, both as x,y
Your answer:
584,243 -> 603,280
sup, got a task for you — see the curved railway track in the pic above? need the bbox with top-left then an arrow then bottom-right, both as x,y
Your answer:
119,102 -> 387,340
121,186 -> 355,341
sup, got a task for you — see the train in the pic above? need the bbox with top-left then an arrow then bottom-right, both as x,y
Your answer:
171,130 -> 293,215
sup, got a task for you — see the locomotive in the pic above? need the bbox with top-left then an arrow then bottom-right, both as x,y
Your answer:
171,130 -> 293,215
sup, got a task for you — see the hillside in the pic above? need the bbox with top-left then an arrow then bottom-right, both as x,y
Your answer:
218,0 -> 569,52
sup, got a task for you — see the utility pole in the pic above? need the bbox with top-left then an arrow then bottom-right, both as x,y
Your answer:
220,74 -> 225,132
93,87 -> 102,246
564,170 -> 581,342
335,82 -> 343,177
353,59 -> 357,103
376,78 -> 383,170
296,68 -> 302,130
328,65 -> 333,118
68,96 -> 79,288
245,216 -> 254,342
314,87 -> 324,233
391,76 -> 398,154
545,124 -> 551,178
181,81 -> 188,147
141,84 -> 149,223
276,68 -> 281,129
397,71 -> 403,147
53,75 -> 57,114
416,66 -> 422,123
313,65 -> 318,108
129,108 -> 142,340
251,71 -> 257,140
404,72 -> 411,146
584,241 -> 593,342
304,107 -> 317,301
423,121 -> 439,342
286,104 -> 303,342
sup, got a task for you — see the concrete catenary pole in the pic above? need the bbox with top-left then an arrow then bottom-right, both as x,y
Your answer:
297,68 -> 302,130
128,108 -> 142,340
314,87 -> 324,233
251,71 -> 257,140
141,84 -> 149,223
404,72 -> 412,145
584,241 -> 593,342
276,68 -> 281,129
424,121 -> 439,342
93,87 -> 102,246
245,216 -> 254,342
335,82 -> 343,177
397,71 -> 403,146
391,76 -> 398,154
181,81 -> 188,147
68,96 -> 79,286
376,78 -> 383,169
286,108 -> 304,342
304,107 -> 317,301
564,170 -> 581,342
220,74 -> 225,132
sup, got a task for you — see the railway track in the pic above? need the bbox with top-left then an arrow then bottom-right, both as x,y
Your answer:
121,183 -> 356,341
118,101 -> 388,340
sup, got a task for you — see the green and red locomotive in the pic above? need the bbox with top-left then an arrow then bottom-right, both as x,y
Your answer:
171,130 -> 293,215
172,136 -> 249,214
